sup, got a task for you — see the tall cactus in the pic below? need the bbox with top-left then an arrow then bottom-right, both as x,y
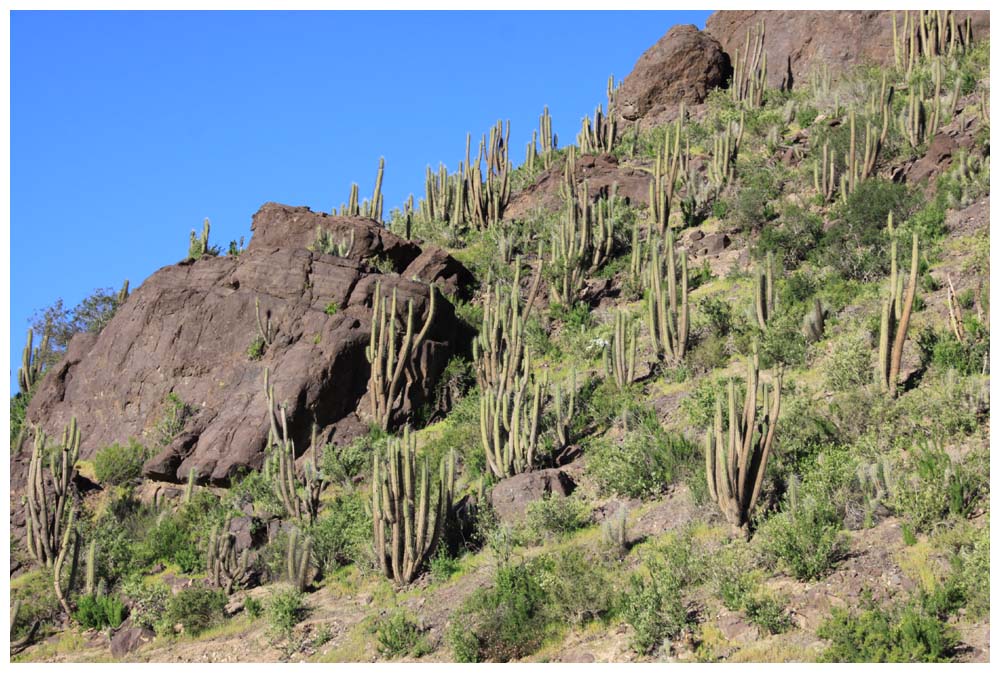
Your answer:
754,251 -> 776,331
648,114 -> 684,234
606,310 -> 638,389
467,121 -> 511,229
263,368 -> 327,523
285,527 -> 313,592
646,231 -> 689,364
188,218 -> 213,260
578,75 -> 618,154
474,260 -> 547,478
708,111 -> 745,192
549,181 -> 615,305
18,328 -> 49,393
877,214 -> 919,397
207,518 -> 252,594
552,371 -> 577,454
731,21 -> 767,107
337,157 -> 385,223
24,419 -> 80,568
704,346 -> 782,535
371,427 -> 455,586
366,281 -> 437,431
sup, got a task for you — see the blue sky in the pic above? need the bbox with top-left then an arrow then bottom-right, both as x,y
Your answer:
9,10 -> 711,394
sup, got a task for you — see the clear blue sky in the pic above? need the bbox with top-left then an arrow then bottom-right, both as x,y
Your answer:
10,10 -> 711,395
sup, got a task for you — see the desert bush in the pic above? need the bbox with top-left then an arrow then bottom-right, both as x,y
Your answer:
586,427 -> 693,499
523,494 -> 590,541
620,555 -> 688,654
447,561 -> 552,662
93,439 -> 151,485
755,205 -> 823,268
10,569 -> 62,637
533,547 -> 617,626
120,576 -> 169,630
817,590 -> 958,662
373,610 -> 429,658
756,485 -> 846,581
889,441 -> 987,534
266,587 -> 305,640
157,586 -> 226,637
945,523 -> 989,620
309,491 -> 370,573
73,594 -> 126,630
823,333 -> 873,391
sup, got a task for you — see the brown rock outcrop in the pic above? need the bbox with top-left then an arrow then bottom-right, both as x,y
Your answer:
617,23 -> 731,129
24,204 -> 472,485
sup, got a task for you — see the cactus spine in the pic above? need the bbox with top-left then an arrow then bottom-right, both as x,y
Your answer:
877,215 -> 919,397
646,231 -> 689,363
372,427 -> 455,586
366,281 -> 437,431
704,346 -> 782,535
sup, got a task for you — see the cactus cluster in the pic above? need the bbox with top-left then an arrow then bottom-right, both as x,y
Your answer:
730,21 -> 767,107
753,251 -> 776,331
893,10 -> 973,75
366,281 -> 438,431
474,261 -> 547,478
309,224 -> 355,257
24,420 -> 80,569
263,368 -> 328,523
336,157 -> 385,223
578,75 -> 618,154
708,111 -> 744,192
548,181 -> 615,305
285,527 -> 313,592
255,296 -> 277,350
876,214 -> 919,398
605,310 -> 638,389
704,346 -> 783,535
188,218 -> 218,260
207,518 -> 252,594
18,328 -> 50,394
648,115 -> 684,233
646,231 -> 689,364
526,106 -> 556,172
371,427 -> 455,586
552,371 -> 577,454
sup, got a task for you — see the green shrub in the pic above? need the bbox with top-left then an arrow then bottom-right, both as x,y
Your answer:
429,547 -> 462,583
247,336 -> 266,361
586,428 -> 693,499
889,441 -> 986,534
324,302 -> 338,315
120,576 -> 169,630
158,586 -> 226,637
757,489 -> 845,581
447,561 -> 551,662
758,309 -> 807,368
726,159 -> 780,232
743,594 -> 793,635
266,587 -> 305,640
946,523 -> 989,620
755,205 -> 823,268
817,591 -> 958,662
523,495 -> 590,541
823,333 -> 873,391
532,547 -> 617,626
10,569 -> 62,638
373,610 -> 429,658
244,596 -> 263,620
309,491 -> 370,573
74,594 -> 126,630
93,439 -> 151,485
620,555 -> 688,654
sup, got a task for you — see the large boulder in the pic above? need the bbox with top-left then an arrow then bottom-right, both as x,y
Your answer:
705,10 -> 990,92
24,204 -> 472,485
617,24 -> 731,129
489,468 -> 576,524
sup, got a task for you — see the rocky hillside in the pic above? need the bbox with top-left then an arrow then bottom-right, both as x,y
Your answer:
10,10 -> 990,664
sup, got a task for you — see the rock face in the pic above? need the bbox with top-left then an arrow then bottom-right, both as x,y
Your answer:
489,468 -> 576,523
505,154 -> 651,221
617,24 -> 731,129
705,10 -> 990,93
24,203 -> 471,484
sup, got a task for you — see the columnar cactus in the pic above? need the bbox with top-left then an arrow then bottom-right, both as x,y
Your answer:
467,121 -> 511,229
709,111 -> 744,191
646,231 -> 689,364
24,420 -> 80,569
18,328 -> 49,393
526,106 -> 556,172
893,10 -> 971,75
474,260 -> 546,478
813,142 -> 837,202
255,296 -> 276,349
207,518 -> 252,594
730,21 -> 767,107
704,346 -> 783,536
754,251 -> 776,331
553,371 -> 577,453
648,115 -> 684,234
549,181 -> 615,305
371,427 -> 455,586
285,527 -> 313,592
264,369 -> 328,523
188,218 -> 215,260
803,298 -> 826,343
876,215 -> 919,398
337,157 -> 385,223
366,281 -> 437,431
606,310 -> 637,389
578,75 -> 618,154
